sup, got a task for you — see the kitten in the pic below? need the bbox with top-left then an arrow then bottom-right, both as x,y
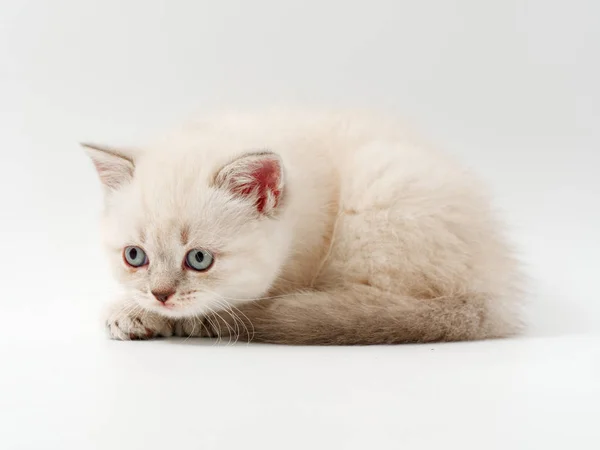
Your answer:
84,110 -> 523,344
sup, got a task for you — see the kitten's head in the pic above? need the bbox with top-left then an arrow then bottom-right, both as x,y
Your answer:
83,144 -> 289,318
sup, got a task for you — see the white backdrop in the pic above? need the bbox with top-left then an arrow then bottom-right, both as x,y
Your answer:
2,0 -> 598,333
1,1 -> 599,449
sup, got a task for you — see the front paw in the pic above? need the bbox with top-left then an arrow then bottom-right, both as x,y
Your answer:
105,303 -> 173,341
172,317 -> 212,338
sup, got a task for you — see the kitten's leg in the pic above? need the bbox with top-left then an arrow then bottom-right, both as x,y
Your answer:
172,317 -> 214,338
104,298 -> 174,340
206,287 -> 501,345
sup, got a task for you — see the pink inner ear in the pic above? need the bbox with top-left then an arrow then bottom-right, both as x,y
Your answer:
233,158 -> 282,213
92,160 -> 126,187
92,160 -> 112,175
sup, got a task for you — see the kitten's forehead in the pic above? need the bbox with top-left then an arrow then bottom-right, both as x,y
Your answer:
144,218 -> 188,246
137,202 -> 226,251
105,147 -> 258,251
113,182 -> 249,251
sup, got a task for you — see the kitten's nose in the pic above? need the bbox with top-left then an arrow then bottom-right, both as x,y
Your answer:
151,289 -> 175,303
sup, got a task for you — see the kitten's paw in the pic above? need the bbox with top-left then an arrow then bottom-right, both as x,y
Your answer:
105,304 -> 173,341
172,318 -> 211,338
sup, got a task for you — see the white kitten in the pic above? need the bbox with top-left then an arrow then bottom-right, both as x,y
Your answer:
84,110 -> 523,344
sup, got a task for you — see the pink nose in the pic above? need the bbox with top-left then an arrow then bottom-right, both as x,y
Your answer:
151,289 -> 175,303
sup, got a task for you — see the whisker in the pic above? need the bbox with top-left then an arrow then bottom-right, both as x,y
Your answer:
228,303 -> 255,344
204,305 -> 223,345
216,300 -> 245,345
181,317 -> 197,343
211,308 -> 234,345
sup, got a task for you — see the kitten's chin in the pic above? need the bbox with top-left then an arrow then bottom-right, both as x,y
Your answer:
140,300 -> 208,319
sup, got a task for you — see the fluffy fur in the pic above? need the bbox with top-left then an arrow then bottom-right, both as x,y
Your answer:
85,110 -> 523,345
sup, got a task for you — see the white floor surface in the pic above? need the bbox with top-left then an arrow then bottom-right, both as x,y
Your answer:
2,309 -> 599,450
1,1 -> 599,449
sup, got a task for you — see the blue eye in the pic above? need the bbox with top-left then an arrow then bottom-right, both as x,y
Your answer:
124,246 -> 148,267
185,249 -> 214,271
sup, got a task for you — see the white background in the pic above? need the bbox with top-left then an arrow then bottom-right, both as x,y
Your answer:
1,1 -> 598,449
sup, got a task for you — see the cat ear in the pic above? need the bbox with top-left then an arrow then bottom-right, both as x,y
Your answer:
214,151 -> 285,215
81,143 -> 135,190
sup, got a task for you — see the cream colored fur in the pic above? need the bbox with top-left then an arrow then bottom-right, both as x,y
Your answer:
85,110 -> 523,345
